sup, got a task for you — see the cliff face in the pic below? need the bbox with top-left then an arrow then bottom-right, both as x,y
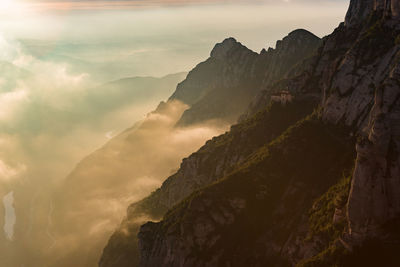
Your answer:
345,0 -> 400,26
320,0 -> 400,244
134,1 -> 400,266
345,45 -> 400,241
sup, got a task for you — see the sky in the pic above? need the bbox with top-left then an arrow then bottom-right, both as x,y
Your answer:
0,0 -> 349,11
0,0 -> 350,266
0,0 -> 348,79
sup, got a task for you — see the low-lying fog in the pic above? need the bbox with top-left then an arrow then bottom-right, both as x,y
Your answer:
0,1 -> 348,266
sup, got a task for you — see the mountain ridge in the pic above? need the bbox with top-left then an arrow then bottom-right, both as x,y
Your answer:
170,30 -> 321,127
99,29 -> 323,267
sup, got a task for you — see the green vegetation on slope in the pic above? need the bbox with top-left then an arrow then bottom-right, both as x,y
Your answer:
141,112 -> 356,266
297,175 -> 352,267
306,175 -> 351,243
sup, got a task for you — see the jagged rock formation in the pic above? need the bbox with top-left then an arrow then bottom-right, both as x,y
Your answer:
240,30 -> 322,121
258,29 -> 321,88
102,0 -> 400,266
170,38 -> 260,126
172,30 -> 321,126
345,0 -> 400,26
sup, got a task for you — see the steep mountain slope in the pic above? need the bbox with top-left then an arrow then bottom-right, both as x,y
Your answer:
100,98 -> 318,267
138,114 -> 355,267
133,0 -> 400,266
99,31 -> 322,267
171,30 -> 321,126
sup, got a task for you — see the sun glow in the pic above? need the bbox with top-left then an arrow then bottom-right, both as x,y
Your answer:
0,0 -> 26,16
0,0 -> 14,10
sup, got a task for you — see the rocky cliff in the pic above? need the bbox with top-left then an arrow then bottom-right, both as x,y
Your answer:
320,0 -> 400,247
345,0 -> 400,26
171,30 -> 321,126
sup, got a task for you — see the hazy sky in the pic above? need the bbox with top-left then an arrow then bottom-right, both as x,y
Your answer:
0,0 -> 348,78
1,0 -> 349,10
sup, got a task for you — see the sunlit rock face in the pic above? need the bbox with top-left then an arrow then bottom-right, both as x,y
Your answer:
322,0 -> 400,243
346,55 -> 400,241
3,191 -> 16,241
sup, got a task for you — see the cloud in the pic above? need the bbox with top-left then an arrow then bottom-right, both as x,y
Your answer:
0,35 -> 190,266
16,99 -> 228,267
0,161 -> 25,182
0,89 -> 28,121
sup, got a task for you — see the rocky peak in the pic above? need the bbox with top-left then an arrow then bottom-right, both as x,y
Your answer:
260,29 -> 320,58
210,37 -> 247,59
275,29 -> 320,53
345,0 -> 400,26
